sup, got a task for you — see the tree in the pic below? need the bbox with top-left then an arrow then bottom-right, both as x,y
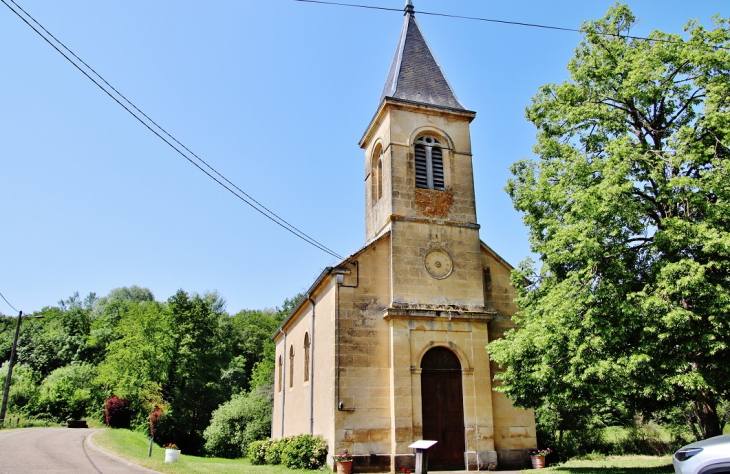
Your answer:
96,300 -> 171,424
488,5 -> 730,440
88,286 -> 155,356
160,290 -> 231,454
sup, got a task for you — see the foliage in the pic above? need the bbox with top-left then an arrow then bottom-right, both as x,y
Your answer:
157,290 -> 231,455
0,362 -> 39,414
489,4 -> 730,440
105,395 -> 132,428
281,434 -> 328,470
264,438 -> 287,465
203,384 -> 273,459
89,286 -> 155,352
150,407 -> 164,438
32,363 -> 103,421
96,300 -> 170,425
229,308 -> 284,393
17,294 -> 95,377
0,286 -> 299,456
93,428 -> 326,474
248,439 -> 273,465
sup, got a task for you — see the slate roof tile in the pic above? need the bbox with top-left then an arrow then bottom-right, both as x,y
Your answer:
379,8 -> 465,110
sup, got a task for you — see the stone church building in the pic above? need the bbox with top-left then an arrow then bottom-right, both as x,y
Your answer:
272,2 -> 536,471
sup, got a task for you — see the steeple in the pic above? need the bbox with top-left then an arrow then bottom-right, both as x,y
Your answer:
379,1 -> 465,110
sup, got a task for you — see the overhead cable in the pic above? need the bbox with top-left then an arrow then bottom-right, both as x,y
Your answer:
0,290 -> 20,314
293,0 -> 730,49
2,0 -> 345,261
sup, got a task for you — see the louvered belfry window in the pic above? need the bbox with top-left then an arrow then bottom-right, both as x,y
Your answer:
414,135 -> 445,190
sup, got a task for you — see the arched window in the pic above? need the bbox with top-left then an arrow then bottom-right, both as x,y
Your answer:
376,157 -> 383,201
303,333 -> 310,382
278,355 -> 282,392
372,144 -> 384,202
289,345 -> 294,388
414,135 -> 444,190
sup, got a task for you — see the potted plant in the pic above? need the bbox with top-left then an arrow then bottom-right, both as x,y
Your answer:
164,443 -> 181,463
334,450 -> 353,474
529,448 -> 552,469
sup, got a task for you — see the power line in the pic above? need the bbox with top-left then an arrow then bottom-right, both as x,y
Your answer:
2,0 -> 346,261
294,0 -> 730,49
0,291 -> 19,314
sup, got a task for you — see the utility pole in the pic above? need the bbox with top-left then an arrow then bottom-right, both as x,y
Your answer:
0,311 -> 42,428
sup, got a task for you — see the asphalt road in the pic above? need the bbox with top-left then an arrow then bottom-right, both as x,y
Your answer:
0,427 -> 153,474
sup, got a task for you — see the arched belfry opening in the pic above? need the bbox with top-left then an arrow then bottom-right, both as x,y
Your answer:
420,347 -> 466,470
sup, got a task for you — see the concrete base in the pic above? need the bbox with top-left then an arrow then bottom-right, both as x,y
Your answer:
495,449 -> 529,470
352,454 -> 393,473
465,450 -> 498,471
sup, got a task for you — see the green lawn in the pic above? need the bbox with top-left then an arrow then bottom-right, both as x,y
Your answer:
541,455 -> 674,474
92,429 -> 324,474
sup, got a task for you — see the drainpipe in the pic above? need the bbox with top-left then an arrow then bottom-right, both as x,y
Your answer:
307,294 -> 316,435
279,328 -> 287,438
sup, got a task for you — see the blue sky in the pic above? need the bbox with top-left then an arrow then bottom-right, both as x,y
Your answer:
1,0 -> 725,315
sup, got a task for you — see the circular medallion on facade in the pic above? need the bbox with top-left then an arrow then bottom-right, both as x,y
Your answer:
424,249 -> 454,279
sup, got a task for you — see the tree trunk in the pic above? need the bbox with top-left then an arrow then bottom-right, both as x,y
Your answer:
694,391 -> 722,439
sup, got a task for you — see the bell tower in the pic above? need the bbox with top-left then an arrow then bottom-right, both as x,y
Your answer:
359,0 -> 484,309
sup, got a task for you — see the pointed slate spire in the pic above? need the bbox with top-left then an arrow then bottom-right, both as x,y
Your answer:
379,1 -> 465,110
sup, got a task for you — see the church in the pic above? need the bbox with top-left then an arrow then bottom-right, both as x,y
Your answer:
272,2 -> 536,471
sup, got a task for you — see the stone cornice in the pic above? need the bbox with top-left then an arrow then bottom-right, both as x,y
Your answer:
383,303 -> 496,322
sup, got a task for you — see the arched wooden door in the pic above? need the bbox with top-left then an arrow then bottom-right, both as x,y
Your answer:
420,347 -> 465,470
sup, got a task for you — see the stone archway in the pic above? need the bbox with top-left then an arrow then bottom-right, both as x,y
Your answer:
420,346 -> 466,470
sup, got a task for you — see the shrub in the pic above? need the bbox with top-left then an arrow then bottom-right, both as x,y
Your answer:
248,439 -> 271,465
32,363 -> 102,421
265,437 -> 287,465
150,408 -> 163,438
281,434 -> 328,470
105,396 -> 131,428
203,385 -> 273,458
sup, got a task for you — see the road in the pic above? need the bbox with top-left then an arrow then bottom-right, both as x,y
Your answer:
0,427 -> 154,474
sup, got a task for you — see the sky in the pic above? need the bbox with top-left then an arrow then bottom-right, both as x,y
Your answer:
1,0 -> 726,315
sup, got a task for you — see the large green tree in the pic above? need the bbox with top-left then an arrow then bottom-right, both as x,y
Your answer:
488,5 -> 730,440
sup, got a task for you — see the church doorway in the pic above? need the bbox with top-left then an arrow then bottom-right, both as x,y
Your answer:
420,347 -> 466,470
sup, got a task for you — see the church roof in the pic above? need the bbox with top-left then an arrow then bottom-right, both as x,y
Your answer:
379,2 -> 465,110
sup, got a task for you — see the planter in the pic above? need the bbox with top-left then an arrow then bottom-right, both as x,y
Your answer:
337,460 -> 354,474
165,449 -> 181,463
530,455 -> 546,469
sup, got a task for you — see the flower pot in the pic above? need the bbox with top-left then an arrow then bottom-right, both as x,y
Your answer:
337,460 -> 354,474
530,455 -> 546,469
165,449 -> 181,463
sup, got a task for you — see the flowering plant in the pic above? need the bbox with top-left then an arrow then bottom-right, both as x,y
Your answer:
333,452 -> 352,462
400,469 -> 412,474
530,448 -> 552,457
164,443 -> 179,450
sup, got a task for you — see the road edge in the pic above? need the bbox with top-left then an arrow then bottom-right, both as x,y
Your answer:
85,429 -> 162,474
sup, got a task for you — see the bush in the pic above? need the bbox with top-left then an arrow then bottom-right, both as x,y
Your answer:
203,385 -> 273,458
105,396 -> 131,428
150,408 -> 163,438
248,439 -> 271,465
265,437 -> 287,465
281,434 -> 328,470
32,363 -> 102,421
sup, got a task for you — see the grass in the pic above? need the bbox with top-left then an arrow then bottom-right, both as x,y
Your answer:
0,413 -> 58,430
92,428 -> 325,474
539,455 -> 674,474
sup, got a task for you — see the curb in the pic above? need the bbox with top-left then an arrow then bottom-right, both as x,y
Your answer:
85,429 -> 162,474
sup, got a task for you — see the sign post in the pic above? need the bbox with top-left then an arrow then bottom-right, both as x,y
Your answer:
408,440 -> 437,474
